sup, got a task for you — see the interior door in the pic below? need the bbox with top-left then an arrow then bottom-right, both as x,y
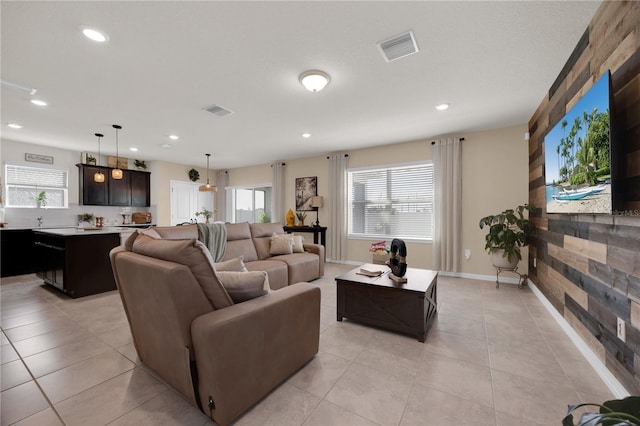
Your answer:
170,181 -> 197,225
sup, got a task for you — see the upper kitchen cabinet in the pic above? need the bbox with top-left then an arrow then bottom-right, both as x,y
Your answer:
78,164 -> 150,207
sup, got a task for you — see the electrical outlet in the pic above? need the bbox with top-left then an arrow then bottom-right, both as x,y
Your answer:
464,249 -> 471,260
533,257 -> 537,267
617,317 -> 626,342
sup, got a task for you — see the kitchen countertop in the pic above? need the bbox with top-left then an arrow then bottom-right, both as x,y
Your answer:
32,227 -> 138,236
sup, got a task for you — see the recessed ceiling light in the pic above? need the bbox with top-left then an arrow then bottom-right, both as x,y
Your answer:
31,99 -> 47,106
160,143 -> 174,148
302,133 -> 311,138
82,27 -> 108,42
169,135 -> 179,140
129,147 -> 138,152
8,123 -> 23,129
435,103 -> 450,111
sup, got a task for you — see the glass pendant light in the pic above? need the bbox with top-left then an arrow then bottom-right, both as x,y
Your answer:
198,153 -> 217,192
93,133 -> 105,183
111,124 -> 123,180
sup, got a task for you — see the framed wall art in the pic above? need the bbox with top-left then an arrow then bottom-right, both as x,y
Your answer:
295,176 -> 317,211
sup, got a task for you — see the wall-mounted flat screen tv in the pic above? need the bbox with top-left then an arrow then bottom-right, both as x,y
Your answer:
545,71 -> 612,214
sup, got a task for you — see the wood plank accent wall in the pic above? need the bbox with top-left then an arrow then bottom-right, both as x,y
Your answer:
528,0 -> 640,394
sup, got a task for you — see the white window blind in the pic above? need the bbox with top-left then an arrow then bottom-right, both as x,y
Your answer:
5,164 -> 68,208
348,162 -> 434,240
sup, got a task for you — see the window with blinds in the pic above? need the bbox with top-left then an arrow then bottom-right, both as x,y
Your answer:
5,164 -> 68,208
347,162 -> 434,241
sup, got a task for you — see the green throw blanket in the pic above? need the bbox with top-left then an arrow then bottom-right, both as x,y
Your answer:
197,222 -> 227,262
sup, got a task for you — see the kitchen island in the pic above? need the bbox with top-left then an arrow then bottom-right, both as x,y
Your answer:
32,227 -> 134,298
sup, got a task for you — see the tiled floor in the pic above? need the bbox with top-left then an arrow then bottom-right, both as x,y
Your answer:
1,263 -> 614,425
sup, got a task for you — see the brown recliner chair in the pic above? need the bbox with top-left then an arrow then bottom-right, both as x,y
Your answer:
110,233 -> 320,425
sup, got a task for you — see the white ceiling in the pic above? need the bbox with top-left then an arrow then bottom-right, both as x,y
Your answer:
1,1 -> 602,170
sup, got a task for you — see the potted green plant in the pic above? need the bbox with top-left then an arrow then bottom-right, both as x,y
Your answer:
478,204 -> 535,268
563,396 -> 640,425
77,213 -> 95,227
295,211 -> 307,226
195,208 -> 213,224
134,159 -> 147,170
35,191 -> 47,208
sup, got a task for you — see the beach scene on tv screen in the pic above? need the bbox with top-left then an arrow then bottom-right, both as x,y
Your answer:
545,72 -> 611,214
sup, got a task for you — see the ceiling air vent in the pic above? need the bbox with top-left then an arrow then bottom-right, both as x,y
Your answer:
203,104 -> 234,117
377,30 -> 419,62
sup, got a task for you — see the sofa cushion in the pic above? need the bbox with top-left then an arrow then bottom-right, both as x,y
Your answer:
271,253 -> 320,285
223,223 -> 258,262
132,234 -> 233,310
251,223 -> 286,259
154,223 -> 198,240
215,256 -> 248,272
217,271 -> 270,303
123,227 -> 161,251
270,234 -> 293,255
245,260 -> 289,290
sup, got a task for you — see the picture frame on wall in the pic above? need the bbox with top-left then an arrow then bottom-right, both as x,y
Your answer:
295,176 -> 317,211
107,156 -> 129,169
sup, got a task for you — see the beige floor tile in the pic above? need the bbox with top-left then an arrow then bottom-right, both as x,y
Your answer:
288,352 -> 351,397
354,346 -> 418,382
324,362 -> 413,425
3,316 -> 78,343
0,381 -> 50,425
302,400 -> 377,426
1,301 -> 51,320
0,308 -> 69,330
55,367 -> 165,425
437,300 -> 485,321
319,321 -> 374,361
557,356 -> 611,395
108,388 -> 211,426
1,330 -> 9,345
488,341 -> 567,385
485,321 -> 547,349
37,349 -> 135,404
12,408 -> 64,426
235,383 -> 321,426
22,335 -> 112,377
1,343 -> 20,364
12,325 -> 89,358
415,352 -> 494,409
400,383 -> 496,426
422,330 -> 490,367
1,359 -> 32,391
492,368 -> 580,424
95,323 -> 134,348
319,321 -> 333,333
319,304 -> 338,326
115,342 -> 141,364
366,328 -> 429,363
495,409 -> 545,426
431,313 -> 487,342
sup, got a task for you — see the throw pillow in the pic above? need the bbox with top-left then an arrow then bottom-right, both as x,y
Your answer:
132,234 -> 233,309
270,233 -> 293,255
215,256 -> 248,272
292,235 -> 305,253
217,271 -> 270,303
123,227 -> 161,251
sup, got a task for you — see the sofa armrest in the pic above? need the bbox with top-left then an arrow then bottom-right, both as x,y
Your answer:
303,243 -> 325,276
191,282 -> 320,426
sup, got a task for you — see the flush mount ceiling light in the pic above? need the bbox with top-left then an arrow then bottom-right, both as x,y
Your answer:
435,103 -> 450,111
199,153 -> 217,192
129,147 -> 138,152
160,143 -> 174,148
299,70 -> 330,92
94,133 -> 105,183
82,27 -> 108,42
302,133 -> 311,138
30,99 -> 47,107
169,135 -> 179,140
111,124 -> 123,180
8,123 -> 23,129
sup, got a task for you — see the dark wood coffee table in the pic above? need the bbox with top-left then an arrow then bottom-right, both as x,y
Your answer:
335,264 -> 438,342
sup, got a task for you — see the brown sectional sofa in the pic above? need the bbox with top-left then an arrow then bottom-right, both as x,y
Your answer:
153,221 -> 324,289
109,223 -> 323,425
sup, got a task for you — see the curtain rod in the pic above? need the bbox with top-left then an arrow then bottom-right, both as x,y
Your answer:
431,137 -> 464,145
326,154 -> 349,159
270,162 -> 286,167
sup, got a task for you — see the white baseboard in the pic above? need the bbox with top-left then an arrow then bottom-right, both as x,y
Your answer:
438,270 -> 522,285
526,279 -> 630,398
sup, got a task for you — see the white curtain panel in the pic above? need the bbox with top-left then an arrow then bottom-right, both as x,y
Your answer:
215,170 -> 229,222
432,137 -> 462,272
328,153 -> 348,260
271,162 -> 286,223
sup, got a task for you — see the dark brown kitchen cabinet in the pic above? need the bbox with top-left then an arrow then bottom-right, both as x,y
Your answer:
77,164 -> 150,207
1,229 -> 37,277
